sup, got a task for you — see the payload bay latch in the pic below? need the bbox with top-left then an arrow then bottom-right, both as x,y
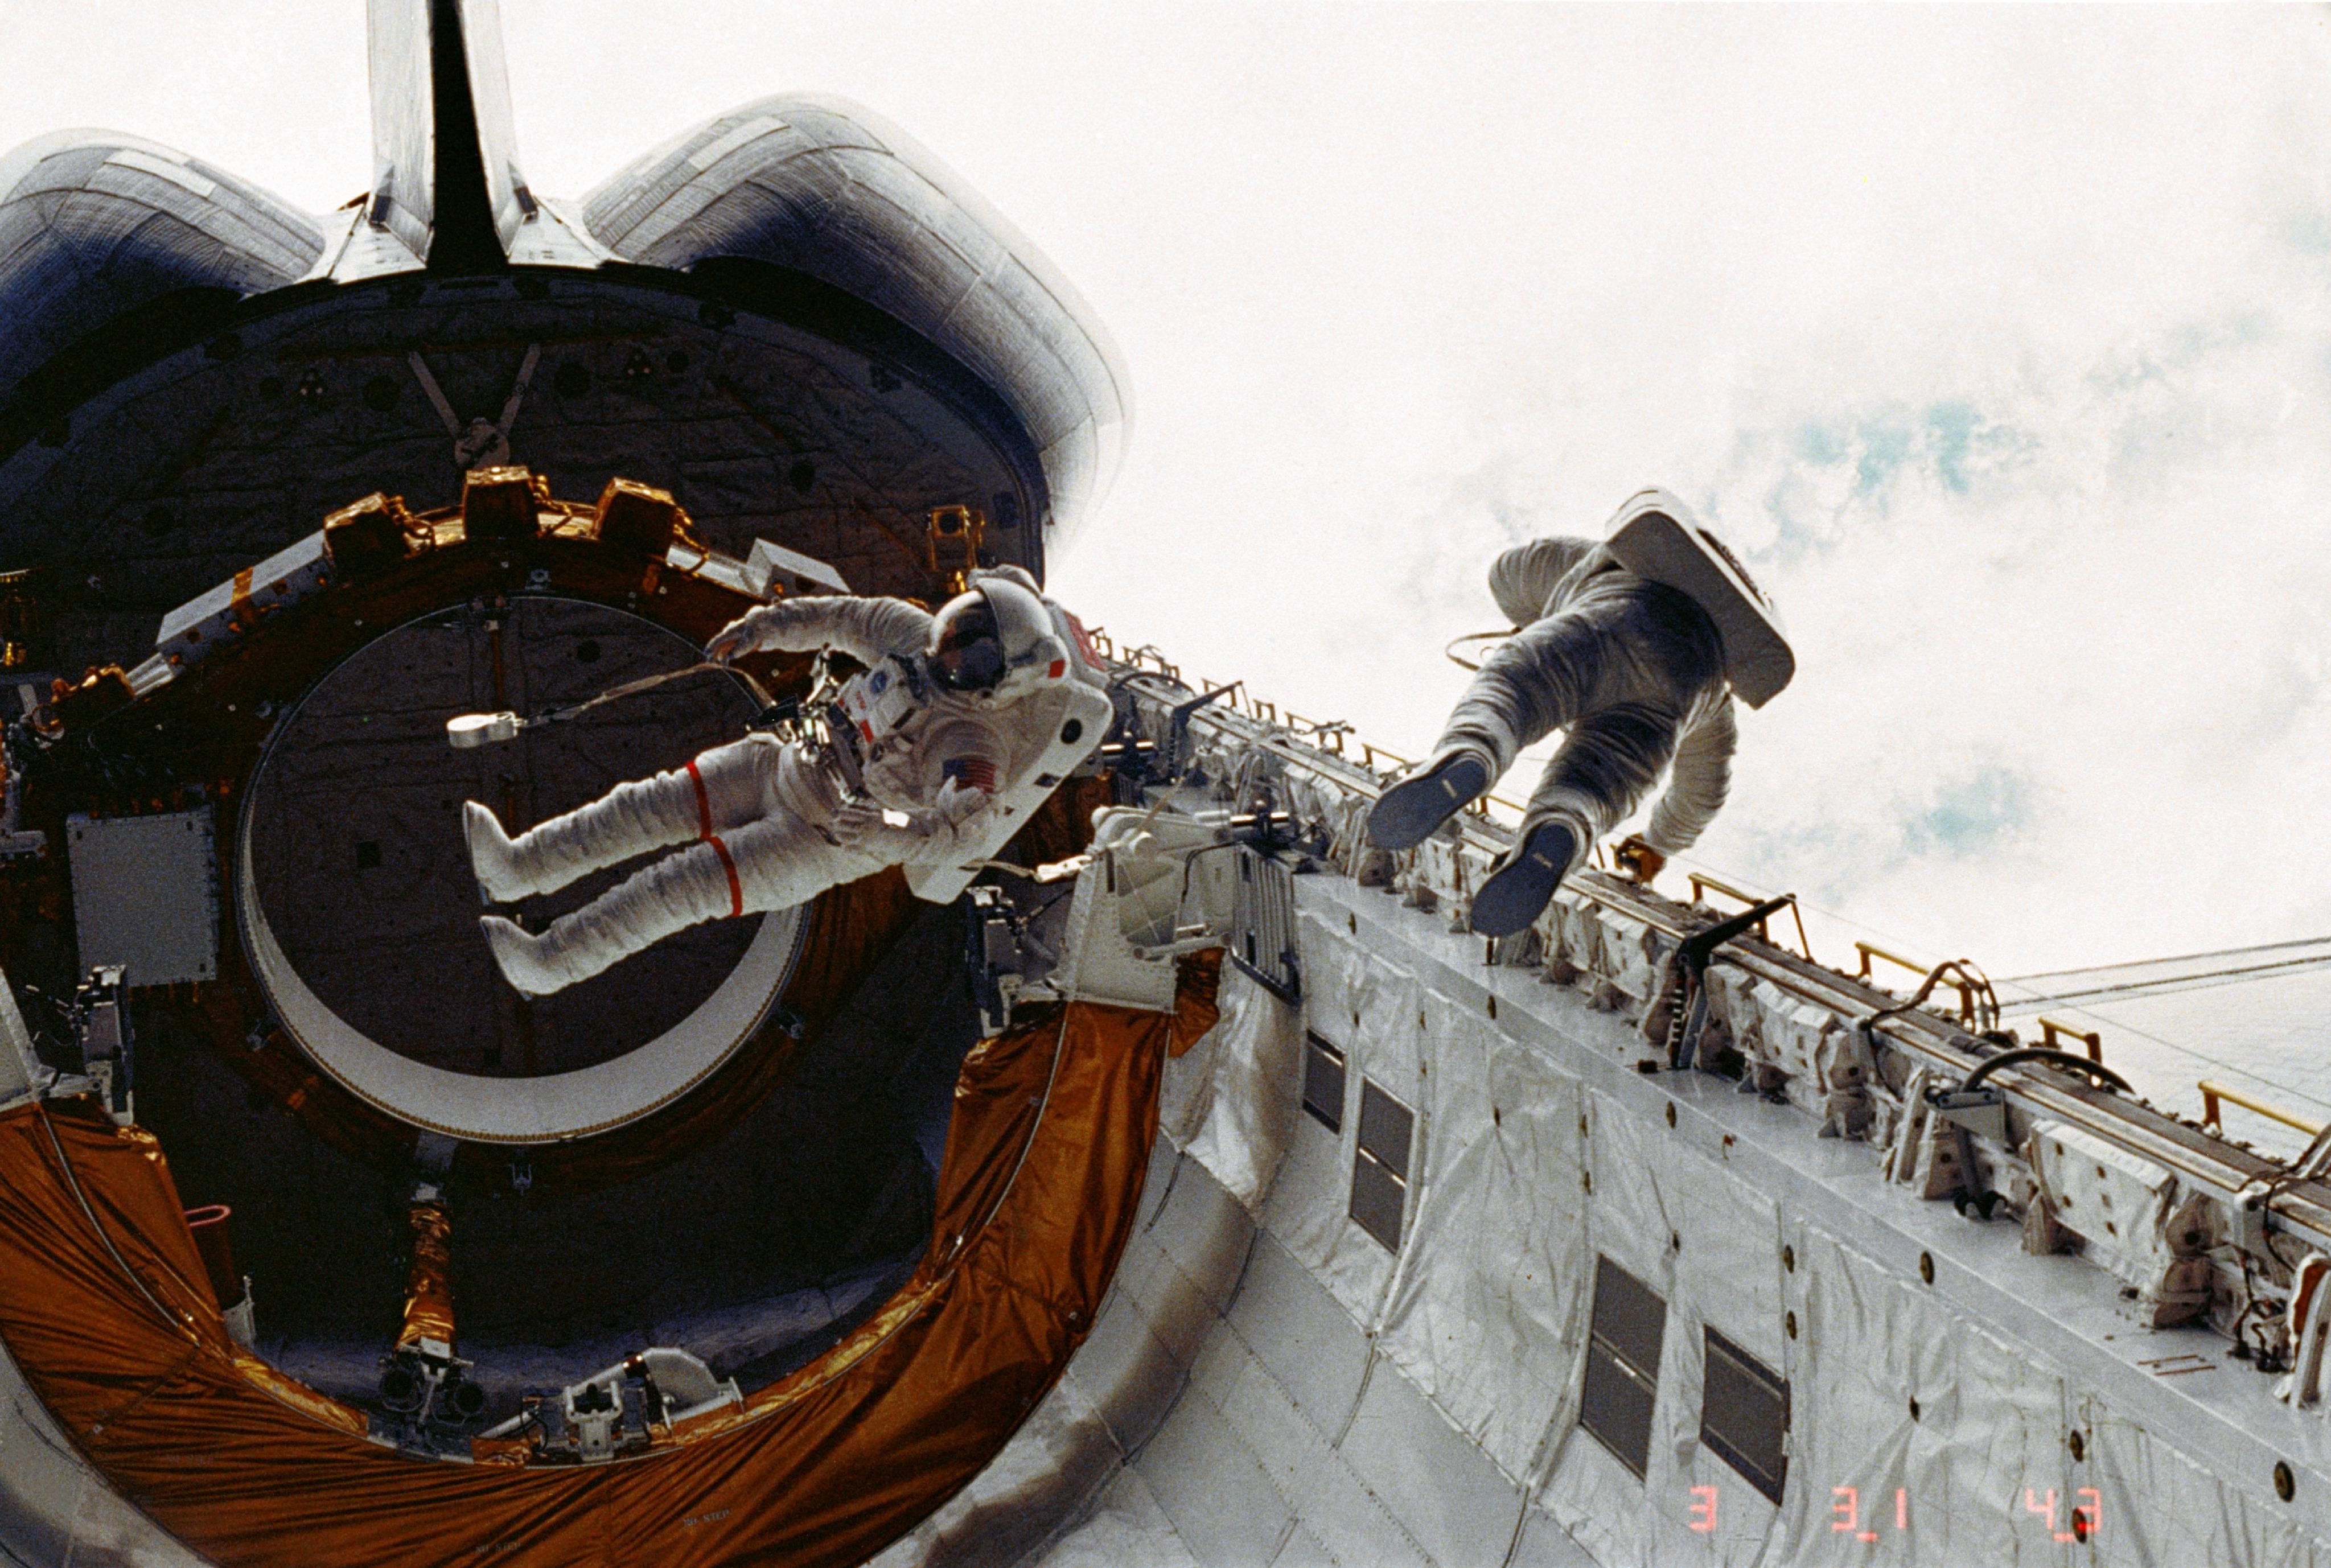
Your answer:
1925,1085 -> 2008,1145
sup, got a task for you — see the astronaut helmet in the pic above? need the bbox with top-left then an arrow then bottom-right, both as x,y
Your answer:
926,567 -> 1076,706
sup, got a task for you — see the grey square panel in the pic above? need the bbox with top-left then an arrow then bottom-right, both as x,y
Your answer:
1072,1291 -> 1191,1457
1701,1325 -> 1789,1505
1301,1032 -> 1345,1133
1349,1149 -> 1407,1253
67,808 -> 218,986
1508,1508 -> 1602,1568
1579,1256 -> 1666,1481
1588,1255 -> 1665,1380
1578,1342 -> 1657,1480
1357,1077 -> 1413,1179
1036,1468 -> 1206,1568
1134,1245 -> 1225,1374
1150,1154 -> 1256,1316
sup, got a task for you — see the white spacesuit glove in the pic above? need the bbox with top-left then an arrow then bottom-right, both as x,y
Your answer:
829,804 -> 926,860
830,780 -> 991,865
704,619 -> 755,665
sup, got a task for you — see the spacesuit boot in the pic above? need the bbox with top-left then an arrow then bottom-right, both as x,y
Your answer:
478,836 -> 741,995
463,763 -> 725,904
1468,817 -> 1581,938
1366,744 -> 1494,851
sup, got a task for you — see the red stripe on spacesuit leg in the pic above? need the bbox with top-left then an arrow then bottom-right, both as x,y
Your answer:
706,834 -> 743,917
686,759 -> 713,839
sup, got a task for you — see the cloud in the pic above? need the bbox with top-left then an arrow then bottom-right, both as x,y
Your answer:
1048,7 -> 2331,974
1902,767 -> 2036,861
1691,269 -> 2331,969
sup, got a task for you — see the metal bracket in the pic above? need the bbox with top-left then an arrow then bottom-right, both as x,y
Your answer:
73,966 -> 132,1123
1227,843 -> 1302,1003
966,884 -> 1021,1036
1166,682 -> 1240,780
1926,1085 -> 2009,1145
926,505 -> 985,594
413,1131 -> 460,1178
1920,1088 -> 2007,1220
2231,1178 -> 2277,1256
1657,894 -> 1795,1069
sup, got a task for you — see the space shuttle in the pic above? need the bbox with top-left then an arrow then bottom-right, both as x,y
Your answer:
3,5 -> 2330,1566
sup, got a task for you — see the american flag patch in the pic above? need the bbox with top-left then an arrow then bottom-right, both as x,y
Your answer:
944,757 -> 998,793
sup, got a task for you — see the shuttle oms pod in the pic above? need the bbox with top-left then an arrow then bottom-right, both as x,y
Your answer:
0,5 -> 1160,1564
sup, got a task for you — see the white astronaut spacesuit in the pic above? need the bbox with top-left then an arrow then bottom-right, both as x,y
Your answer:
467,567 -> 1080,996
1368,492 -> 1790,939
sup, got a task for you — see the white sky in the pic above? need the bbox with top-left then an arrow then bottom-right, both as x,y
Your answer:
7,2 -> 2331,977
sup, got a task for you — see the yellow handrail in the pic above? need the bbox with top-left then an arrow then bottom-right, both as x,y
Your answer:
1855,941 -> 1923,983
1692,873 -> 1814,961
2201,1081 -> 2326,1138
1856,941 -> 1972,1025
2038,1016 -> 2104,1066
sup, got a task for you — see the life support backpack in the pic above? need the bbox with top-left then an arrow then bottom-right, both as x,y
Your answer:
905,577 -> 1112,904
1603,489 -> 1795,709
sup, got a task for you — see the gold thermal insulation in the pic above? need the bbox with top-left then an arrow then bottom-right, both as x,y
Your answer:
393,1203 -> 457,1355
0,960 -> 1222,1567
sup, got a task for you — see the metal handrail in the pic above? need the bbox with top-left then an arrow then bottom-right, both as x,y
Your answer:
2038,1016 -> 2105,1066
1282,713 -> 1350,754
1697,875 -> 1775,940
2202,1081 -> 2327,1138
1857,941 -> 1975,1026
1856,941 -> 1926,982
1693,873 -> 1814,961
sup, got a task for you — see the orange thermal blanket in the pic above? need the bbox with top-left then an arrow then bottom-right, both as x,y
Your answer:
0,961 -> 1219,1567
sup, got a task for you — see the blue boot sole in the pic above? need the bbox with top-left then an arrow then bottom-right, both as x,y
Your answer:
1366,755 -> 1490,850
1470,824 -> 1577,937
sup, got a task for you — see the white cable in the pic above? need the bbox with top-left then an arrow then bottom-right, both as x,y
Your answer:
2005,934 -> 2331,986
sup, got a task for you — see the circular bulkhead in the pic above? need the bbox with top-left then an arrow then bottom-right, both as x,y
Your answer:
237,594 -> 801,1145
